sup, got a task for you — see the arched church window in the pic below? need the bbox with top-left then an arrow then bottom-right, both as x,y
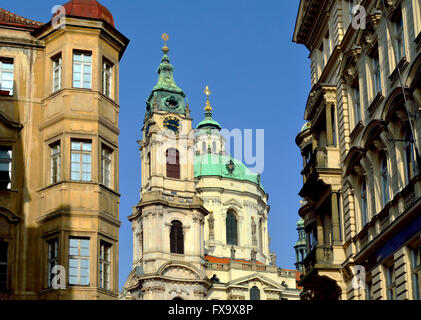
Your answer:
250,286 -> 260,300
170,220 -> 184,254
361,179 -> 368,227
380,152 -> 389,207
166,149 -> 180,179
226,211 -> 238,246
212,141 -> 217,153
404,126 -> 416,184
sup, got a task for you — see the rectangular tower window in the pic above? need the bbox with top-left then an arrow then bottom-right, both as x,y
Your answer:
99,241 -> 111,290
0,242 -> 8,291
50,142 -> 61,184
0,147 -> 12,190
69,238 -> 90,286
101,146 -> 112,188
73,51 -> 92,89
0,58 -> 14,95
52,54 -> 62,92
71,140 -> 92,182
47,239 -> 59,288
102,59 -> 113,98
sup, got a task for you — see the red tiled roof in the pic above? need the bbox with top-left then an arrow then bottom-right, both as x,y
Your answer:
205,255 -> 264,265
0,8 -> 43,29
295,271 -> 303,290
54,0 -> 115,27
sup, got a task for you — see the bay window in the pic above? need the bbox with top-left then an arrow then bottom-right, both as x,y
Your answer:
69,238 -> 90,286
73,51 -> 92,89
71,140 -> 92,182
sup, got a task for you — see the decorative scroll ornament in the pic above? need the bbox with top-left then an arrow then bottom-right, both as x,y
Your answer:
226,160 -> 235,174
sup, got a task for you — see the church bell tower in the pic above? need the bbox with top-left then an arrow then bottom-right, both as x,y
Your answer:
124,34 -> 211,300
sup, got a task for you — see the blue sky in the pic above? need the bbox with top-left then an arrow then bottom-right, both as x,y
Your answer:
5,0 -> 311,290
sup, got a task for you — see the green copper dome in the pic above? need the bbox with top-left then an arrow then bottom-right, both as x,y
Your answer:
196,116 -> 222,131
300,122 -> 311,132
194,153 -> 263,190
145,48 -> 187,117
297,218 -> 305,227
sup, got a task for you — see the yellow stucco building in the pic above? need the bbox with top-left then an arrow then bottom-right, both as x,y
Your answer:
0,0 -> 128,299
293,0 -> 421,300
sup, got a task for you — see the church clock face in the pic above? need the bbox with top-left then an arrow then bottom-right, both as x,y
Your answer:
163,116 -> 181,134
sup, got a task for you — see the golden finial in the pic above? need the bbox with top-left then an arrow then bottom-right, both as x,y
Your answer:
204,85 -> 212,112
162,33 -> 169,54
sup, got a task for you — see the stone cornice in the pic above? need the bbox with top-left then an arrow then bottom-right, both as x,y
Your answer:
0,111 -> 23,130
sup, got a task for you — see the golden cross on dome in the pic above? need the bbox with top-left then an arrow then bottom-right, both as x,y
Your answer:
162,33 -> 169,54
204,86 -> 212,112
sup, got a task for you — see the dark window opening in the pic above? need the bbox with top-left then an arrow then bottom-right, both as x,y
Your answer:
226,211 -> 238,246
170,220 -> 184,254
166,149 -> 180,179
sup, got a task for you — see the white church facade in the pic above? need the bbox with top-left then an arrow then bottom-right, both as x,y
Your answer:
120,40 -> 301,300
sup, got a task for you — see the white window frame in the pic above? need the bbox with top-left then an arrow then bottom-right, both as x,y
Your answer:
101,146 -> 112,188
0,147 -> 12,190
50,143 -> 61,184
0,59 -> 14,96
73,51 -> 92,89
47,238 -> 59,288
99,241 -> 111,290
71,140 -> 92,182
52,55 -> 62,92
68,238 -> 90,286
102,59 -> 113,98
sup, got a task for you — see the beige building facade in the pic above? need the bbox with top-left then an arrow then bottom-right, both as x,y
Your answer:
293,0 -> 421,300
0,0 -> 128,299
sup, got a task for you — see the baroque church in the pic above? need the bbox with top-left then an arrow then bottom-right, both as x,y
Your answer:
120,39 -> 301,300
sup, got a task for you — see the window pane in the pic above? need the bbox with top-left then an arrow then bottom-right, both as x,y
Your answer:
83,65 -> 91,74
2,72 -> 13,81
73,54 -> 82,62
2,62 -> 13,70
82,142 -> 91,151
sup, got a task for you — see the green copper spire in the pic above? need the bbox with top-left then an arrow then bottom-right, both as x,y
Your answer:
145,34 -> 187,117
152,52 -> 184,94
196,86 -> 222,131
